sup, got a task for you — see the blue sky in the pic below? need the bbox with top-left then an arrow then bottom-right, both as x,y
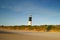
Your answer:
0,0 -> 60,26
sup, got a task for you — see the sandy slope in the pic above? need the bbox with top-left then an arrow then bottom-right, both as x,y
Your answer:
0,30 -> 60,40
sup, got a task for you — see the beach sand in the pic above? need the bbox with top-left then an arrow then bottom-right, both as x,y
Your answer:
0,30 -> 60,40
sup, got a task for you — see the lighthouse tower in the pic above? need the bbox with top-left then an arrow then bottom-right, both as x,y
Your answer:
28,15 -> 32,26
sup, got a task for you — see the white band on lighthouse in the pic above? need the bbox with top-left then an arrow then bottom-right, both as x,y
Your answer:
28,21 -> 32,25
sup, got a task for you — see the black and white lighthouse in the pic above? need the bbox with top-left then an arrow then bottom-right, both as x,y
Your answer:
28,15 -> 32,25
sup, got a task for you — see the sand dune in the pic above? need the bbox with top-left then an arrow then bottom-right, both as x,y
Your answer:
0,30 -> 60,40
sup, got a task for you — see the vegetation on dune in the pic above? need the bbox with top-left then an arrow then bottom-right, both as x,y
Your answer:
0,25 -> 60,32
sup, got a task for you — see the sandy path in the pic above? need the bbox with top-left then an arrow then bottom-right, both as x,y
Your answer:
0,30 -> 60,40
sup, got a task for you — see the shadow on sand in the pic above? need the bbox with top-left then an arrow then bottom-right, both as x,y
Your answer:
0,30 -> 16,34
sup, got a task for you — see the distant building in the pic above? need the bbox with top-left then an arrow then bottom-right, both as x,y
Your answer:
28,15 -> 32,26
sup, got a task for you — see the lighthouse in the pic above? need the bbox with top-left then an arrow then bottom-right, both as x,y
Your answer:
28,15 -> 32,26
